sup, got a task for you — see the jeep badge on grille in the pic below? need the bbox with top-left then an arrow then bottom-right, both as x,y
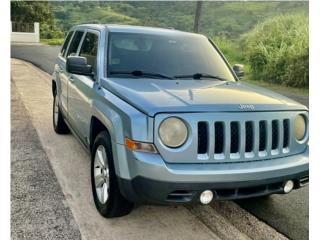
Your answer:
239,104 -> 255,110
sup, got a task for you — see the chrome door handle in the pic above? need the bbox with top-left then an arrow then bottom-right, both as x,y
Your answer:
58,66 -> 63,73
69,76 -> 75,83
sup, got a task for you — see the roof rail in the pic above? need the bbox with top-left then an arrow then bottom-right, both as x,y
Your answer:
79,21 -> 101,25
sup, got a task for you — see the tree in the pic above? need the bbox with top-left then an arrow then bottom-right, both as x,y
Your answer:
11,1 -> 54,24
11,1 -> 63,39
193,1 -> 203,33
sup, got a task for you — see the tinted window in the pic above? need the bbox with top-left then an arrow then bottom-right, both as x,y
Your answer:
79,32 -> 99,71
61,31 -> 73,57
66,31 -> 84,57
107,32 -> 235,81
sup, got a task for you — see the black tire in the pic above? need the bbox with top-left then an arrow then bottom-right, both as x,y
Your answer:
53,93 -> 69,134
91,131 -> 134,218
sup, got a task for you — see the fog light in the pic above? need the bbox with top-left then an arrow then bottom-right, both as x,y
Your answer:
283,180 -> 294,193
200,190 -> 214,204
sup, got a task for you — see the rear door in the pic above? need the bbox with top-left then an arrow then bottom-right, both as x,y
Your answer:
68,30 -> 100,144
57,30 -> 84,115
56,30 -> 73,114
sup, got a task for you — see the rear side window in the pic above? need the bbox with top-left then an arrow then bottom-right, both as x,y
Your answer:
79,32 -> 99,71
61,31 -> 73,57
66,31 -> 84,57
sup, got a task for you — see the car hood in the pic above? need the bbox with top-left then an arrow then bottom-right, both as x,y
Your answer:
102,78 -> 307,117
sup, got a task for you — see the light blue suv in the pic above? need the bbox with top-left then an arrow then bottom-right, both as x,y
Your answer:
52,24 -> 309,218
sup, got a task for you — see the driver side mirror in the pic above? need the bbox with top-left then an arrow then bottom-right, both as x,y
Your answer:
66,56 -> 93,76
233,64 -> 244,79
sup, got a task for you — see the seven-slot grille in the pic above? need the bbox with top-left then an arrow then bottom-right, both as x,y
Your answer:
155,111 -> 308,164
197,119 -> 290,160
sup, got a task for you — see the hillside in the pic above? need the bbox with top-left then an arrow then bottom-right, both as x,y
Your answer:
48,1 -> 308,92
50,1 -> 308,38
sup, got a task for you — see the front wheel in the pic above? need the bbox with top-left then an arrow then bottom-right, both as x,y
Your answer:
91,131 -> 134,218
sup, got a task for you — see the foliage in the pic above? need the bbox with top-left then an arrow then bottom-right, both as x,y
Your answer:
242,13 -> 309,88
41,38 -> 64,46
50,1 -> 308,38
11,1 -> 63,40
201,1 -> 307,38
11,1 -> 309,89
212,35 -> 244,66
40,23 -> 64,39
50,2 -> 141,32
243,79 -> 308,96
11,1 -> 54,24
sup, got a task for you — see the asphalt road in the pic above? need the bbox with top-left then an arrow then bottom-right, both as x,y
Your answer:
11,44 -> 60,74
11,44 -> 309,240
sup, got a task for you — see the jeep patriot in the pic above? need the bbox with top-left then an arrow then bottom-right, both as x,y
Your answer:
52,24 -> 309,217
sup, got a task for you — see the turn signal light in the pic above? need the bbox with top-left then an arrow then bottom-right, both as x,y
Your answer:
125,138 -> 158,153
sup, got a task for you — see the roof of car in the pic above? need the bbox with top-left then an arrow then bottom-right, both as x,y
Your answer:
75,24 -> 199,36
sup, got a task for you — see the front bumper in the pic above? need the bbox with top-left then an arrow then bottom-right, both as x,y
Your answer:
118,146 -> 309,204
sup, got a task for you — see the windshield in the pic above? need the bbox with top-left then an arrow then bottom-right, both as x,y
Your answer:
107,32 -> 235,81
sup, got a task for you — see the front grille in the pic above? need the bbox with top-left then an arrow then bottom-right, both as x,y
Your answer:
245,122 -> 254,152
197,122 -> 208,154
196,116 -> 293,161
155,111 -> 308,164
230,122 -> 240,153
214,122 -> 224,154
283,119 -> 290,148
259,121 -> 267,151
272,120 -> 279,150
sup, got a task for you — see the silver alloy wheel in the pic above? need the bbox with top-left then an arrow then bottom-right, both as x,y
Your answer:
54,95 -> 59,127
94,145 -> 110,204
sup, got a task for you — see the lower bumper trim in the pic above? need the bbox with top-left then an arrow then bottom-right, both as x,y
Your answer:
118,171 -> 309,204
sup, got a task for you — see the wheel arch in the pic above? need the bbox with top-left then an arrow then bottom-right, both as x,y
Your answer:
90,116 -> 112,152
89,113 -> 129,178
89,93 -> 151,180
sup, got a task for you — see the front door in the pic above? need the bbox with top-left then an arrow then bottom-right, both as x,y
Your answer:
68,30 -> 100,144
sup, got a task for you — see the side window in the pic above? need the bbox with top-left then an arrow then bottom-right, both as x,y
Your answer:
61,31 -> 73,57
79,32 -> 99,72
66,31 -> 84,57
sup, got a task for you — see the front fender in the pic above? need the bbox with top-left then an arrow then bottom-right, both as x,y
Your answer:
91,86 -> 153,178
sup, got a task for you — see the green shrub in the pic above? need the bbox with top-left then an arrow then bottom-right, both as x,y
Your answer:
40,22 -> 64,39
242,13 -> 308,88
212,35 -> 244,65
41,38 -> 64,46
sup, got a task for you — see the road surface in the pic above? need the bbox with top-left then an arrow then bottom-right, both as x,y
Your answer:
11,44 -> 309,240
11,82 -> 81,240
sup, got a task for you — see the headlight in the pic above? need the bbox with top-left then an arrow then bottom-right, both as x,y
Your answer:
294,114 -> 307,141
159,117 -> 188,148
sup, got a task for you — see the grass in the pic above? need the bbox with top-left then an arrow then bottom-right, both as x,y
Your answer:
242,13 -> 308,88
41,38 -> 64,46
213,36 -> 308,97
242,78 -> 309,96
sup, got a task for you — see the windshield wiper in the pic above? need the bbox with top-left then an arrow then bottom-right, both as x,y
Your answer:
109,70 -> 174,80
174,73 -> 227,81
